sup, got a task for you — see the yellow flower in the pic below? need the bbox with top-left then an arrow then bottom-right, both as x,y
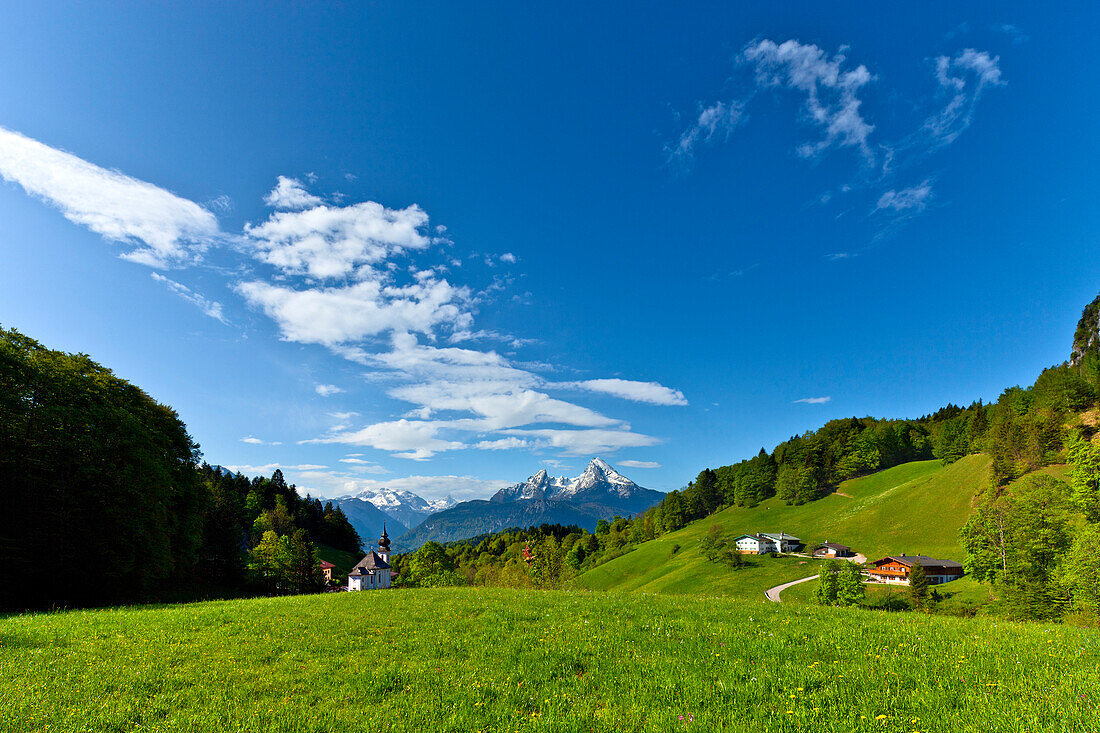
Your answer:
876,714 -> 888,720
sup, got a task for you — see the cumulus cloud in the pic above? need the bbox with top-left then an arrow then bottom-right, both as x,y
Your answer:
617,460 -> 661,468
793,396 -> 831,404
561,378 -> 688,406
236,277 -> 473,347
0,127 -> 687,466
742,39 -> 875,161
150,273 -> 228,324
264,176 -> 323,210
244,200 -> 432,279
924,49 -> 1005,147
0,126 -> 220,268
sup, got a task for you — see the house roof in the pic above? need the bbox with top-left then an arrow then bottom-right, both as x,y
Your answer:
733,534 -> 770,543
820,543 -> 851,551
348,551 -> 391,575
319,560 -> 336,570
760,532 -> 800,542
871,555 -> 963,569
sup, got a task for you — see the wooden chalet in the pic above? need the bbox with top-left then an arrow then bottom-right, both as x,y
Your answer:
867,554 -> 964,585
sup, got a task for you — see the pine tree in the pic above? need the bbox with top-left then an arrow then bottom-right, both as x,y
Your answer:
908,561 -> 929,608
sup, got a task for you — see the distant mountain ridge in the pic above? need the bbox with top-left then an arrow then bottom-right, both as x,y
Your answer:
399,458 -> 664,550
324,488 -> 457,551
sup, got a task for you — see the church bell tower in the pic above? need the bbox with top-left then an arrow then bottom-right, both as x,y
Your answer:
377,524 -> 391,564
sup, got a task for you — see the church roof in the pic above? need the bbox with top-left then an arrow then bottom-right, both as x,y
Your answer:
349,551 -> 391,575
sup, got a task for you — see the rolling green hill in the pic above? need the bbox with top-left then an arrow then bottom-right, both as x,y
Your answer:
4,588 -> 1097,732
577,454 -> 994,596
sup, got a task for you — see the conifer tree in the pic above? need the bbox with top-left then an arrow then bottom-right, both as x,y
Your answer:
908,562 -> 929,608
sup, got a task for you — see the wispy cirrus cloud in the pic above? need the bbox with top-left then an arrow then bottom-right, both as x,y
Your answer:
315,383 -> 344,397
793,396 -> 831,405
618,460 -> 661,469
875,180 -> 933,214
924,49 -> 1005,148
0,127 -> 221,268
240,436 -> 283,446
742,39 -> 876,161
151,273 -> 228,324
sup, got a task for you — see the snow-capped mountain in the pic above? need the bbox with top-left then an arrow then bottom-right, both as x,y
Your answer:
402,458 -> 664,549
326,488 -> 457,550
490,458 -> 648,503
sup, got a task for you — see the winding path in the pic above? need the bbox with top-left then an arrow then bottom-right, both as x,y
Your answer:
764,574 -> 819,602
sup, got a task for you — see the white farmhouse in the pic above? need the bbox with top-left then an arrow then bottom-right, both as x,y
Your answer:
758,532 -> 801,552
348,526 -> 392,591
733,534 -> 774,555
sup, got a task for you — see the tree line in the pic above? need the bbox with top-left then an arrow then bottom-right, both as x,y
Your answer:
0,327 -> 360,611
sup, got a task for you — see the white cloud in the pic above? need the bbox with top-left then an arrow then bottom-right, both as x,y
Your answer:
291,470 -> 509,501
240,436 -> 283,445
223,463 -> 328,474
742,39 -> 875,161
264,176 -> 323,210
561,378 -> 688,406
875,181 -> 933,213
793,396 -> 831,404
336,457 -> 389,473
315,383 -> 344,397
995,24 -> 1028,45
501,428 -> 660,455
499,252 -> 517,264
236,278 -> 473,347
245,199 -> 432,279
668,100 -> 746,165
150,273 -> 228,324
0,127 -> 220,268
618,460 -> 661,468
925,49 -> 1005,146
825,252 -> 855,261
303,419 -> 466,461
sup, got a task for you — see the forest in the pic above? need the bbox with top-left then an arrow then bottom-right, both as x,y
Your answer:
0,327 -> 361,611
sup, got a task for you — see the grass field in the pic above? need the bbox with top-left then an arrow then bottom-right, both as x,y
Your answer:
4,588 -> 1099,733
577,456 -> 992,597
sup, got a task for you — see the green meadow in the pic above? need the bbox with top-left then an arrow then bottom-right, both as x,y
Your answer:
577,456 -> 993,597
4,587 -> 1099,733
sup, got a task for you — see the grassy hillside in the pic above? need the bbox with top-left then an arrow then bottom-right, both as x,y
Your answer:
578,455 -> 993,596
4,588 -> 1098,732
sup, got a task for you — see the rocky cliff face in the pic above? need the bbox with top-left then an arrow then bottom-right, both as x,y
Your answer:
1071,293 -> 1100,366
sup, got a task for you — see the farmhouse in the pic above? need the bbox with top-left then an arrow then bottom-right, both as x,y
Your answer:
867,555 -> 964,585
813,542 -> 853,558
759,532 -> 801,552
733,534 -> 773,554
733,532 -> 802,554
320,560 -> 335,580
348,526 -> 392,591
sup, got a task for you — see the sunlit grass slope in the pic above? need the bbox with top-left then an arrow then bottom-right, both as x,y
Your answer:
578,455 -> 993,596
4,588 -> 1099,733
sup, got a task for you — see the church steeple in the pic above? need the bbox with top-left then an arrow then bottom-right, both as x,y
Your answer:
377,523 -> 391,563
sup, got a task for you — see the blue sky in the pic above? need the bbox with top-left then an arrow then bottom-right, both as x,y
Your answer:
1,3 -> 1097,500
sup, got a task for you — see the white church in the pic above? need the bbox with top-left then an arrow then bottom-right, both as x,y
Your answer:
347,526 -> 393,591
